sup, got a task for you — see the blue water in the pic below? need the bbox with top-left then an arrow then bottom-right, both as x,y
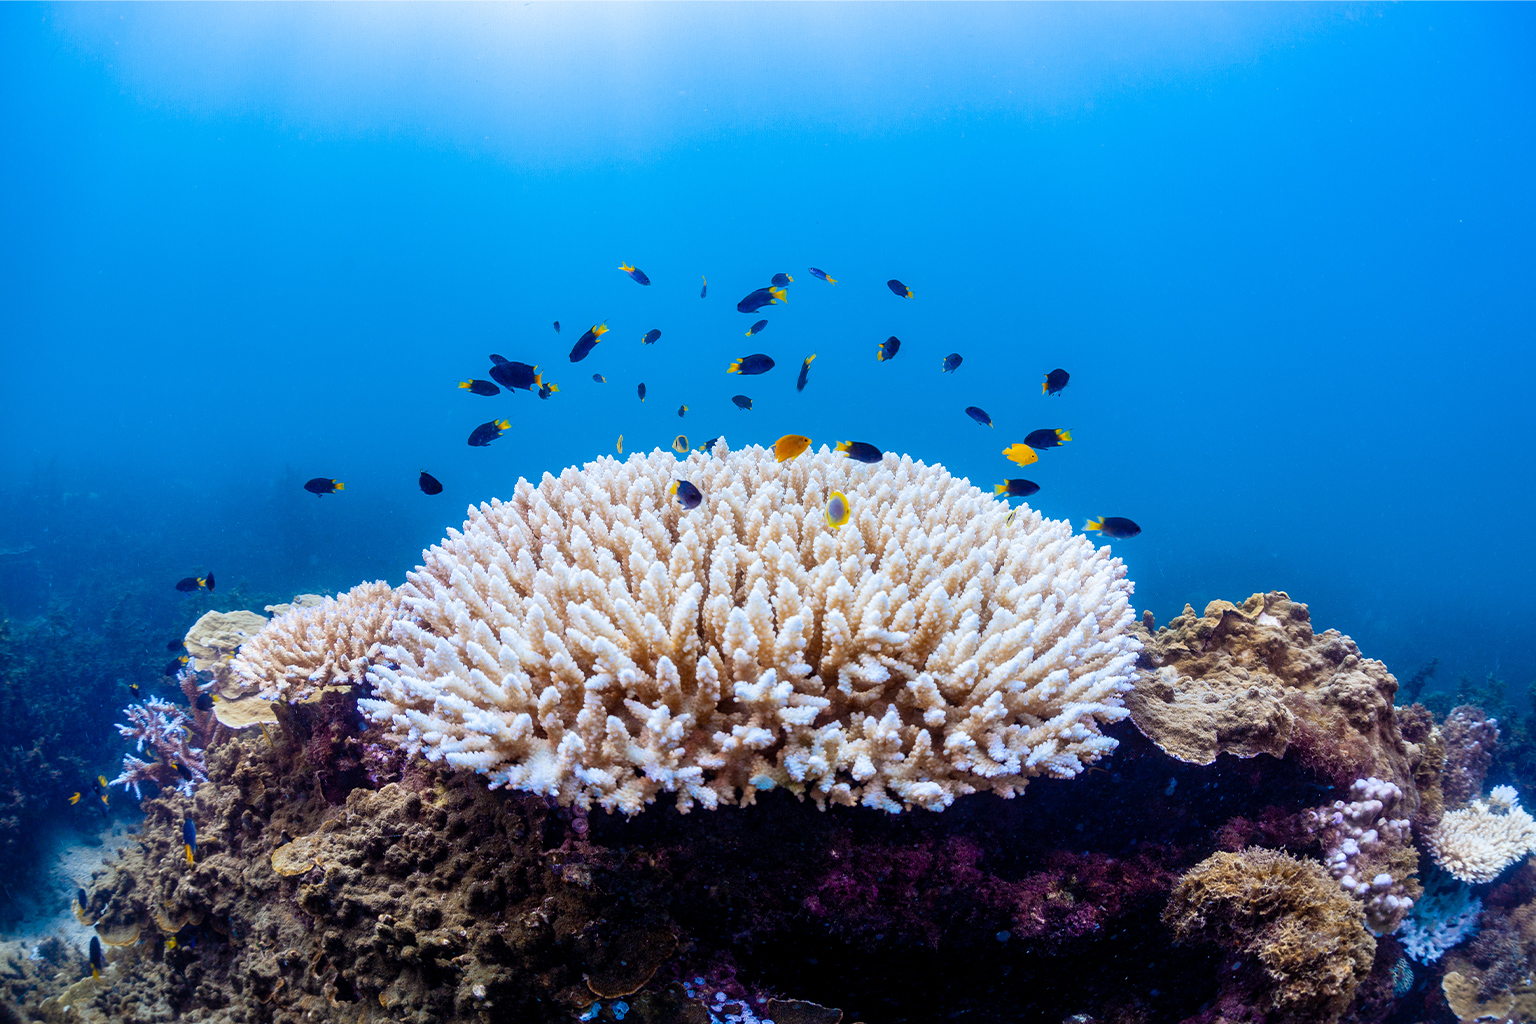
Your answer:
1,4 -> 1533,691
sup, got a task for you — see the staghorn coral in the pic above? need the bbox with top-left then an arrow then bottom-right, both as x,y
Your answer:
229,581 -> 402,703
110,696 -> 206,799
1128,592 -> 1417,814
1163,847 -> 1376,1024
360,443 -> 1141,815
1427,786 -> 1536,884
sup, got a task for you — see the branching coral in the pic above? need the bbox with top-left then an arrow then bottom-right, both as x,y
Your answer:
110,696 -> 206,799
360,443 -> 1141,815
1163,847 -> 1376,1024
1398,868 -> 1481,964
1307,776 -> 1418,935
1427,786 -> 1536,884
230,581 -> 402,703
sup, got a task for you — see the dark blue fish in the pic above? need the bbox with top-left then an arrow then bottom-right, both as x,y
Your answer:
700,436 -> 722,455
1086,516 -> 1141,539
728,354 -> 775,375
182,816 -> 196,866
552,321 -> 561,333
489,360 -> 541,391
468,419 -> 510,447
835,441 -> 882,464
419,471 -> 443,495
1024,428 -> 1071,450
994,479 -> 1039,498
797,354 -> 816,392
745,319 -> 767,337
638,383 -> 646,402
965,407 -> 993,428
165,655 -> 188,676
619,263 -> 651,285
737,286 -> 786,314
877,337 -> 901,362
808,267 -> 837,284
304,478 -> 343,496
887,279 -> 913,298
643,329 -> 662,346
732,395 -> 753,411
592,373 -> 606,383
538,382 -> 558,400
458,379 -> 500,396
194,692 -> 214,710
670,480 -> 703,510
942,353 -> 962,373
569,324 -> 608,362
771,273 -> 793,287
489,353 -> 509,365
175,575 -> 213,592
677,403 -> 688,418
1043,368 -> 1070,396
89,936 -> 104,978
700,275 -> 707,298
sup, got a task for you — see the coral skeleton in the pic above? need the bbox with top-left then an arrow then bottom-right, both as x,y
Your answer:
109,695 -> 207,798
230,580 -> 403,702
1426,787 -> 1536,884
1397,868 -> 1481,964
360,443 -> 1142,815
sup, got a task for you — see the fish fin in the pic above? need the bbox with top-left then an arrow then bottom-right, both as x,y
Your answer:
728,361 -> 741,374
994,484 -> 1006,495
619,263 -> 633,272
334,481 -> 344,491
1042,382 -> 1049,394
806,354 -> 817,364
70,792 -> 80,804
186,845 -> 194,866
745,328 -> 753,336
1085,518 -> 1103,532
827,276 -> 837,284
458,381 -> 472,389
786,274 -> 793,282
835,441 -> 851,454
771,287 -> 787,303
1058,429 -> 1072,441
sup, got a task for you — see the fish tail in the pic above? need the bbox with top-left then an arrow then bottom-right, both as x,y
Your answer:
771,287 -> 787,303
745,328 -> 753,336
1085,518 -> 1103,532
334,481 -> 344,491
186,845 -> 194,866
1058,429 -> 1073,442
458,381 -> 472,390
994,484 -> 1006,495
728,361 -> 741,374
1042,382 -> 1049,394
827,276 -> 837,284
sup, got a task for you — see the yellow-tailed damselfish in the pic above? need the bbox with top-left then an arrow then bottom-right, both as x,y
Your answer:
677,404 -> 688,417
797,354 -> 815,392
643,329 -> 662,346
169,759 -> 194,782
732,395 -> 753,411
1043,368 -> 1070,395
835,441 -> 882,464
700,275 -> 707,298
304,478 -> 343,496
619,263 -> 651,286
194,692 -> 215,711
182,816 -> 196,866
553,321 -> 561,333
89,936 -> 104,979
165,639 -> 184,651
736,286 -> 787,314
467,419 -> 510,447
746,319 -> 767,337
672,435 -> 689,454
774,435 -> 811,462
175,574 -> 214,592
569,324 -> 608,362
128,680 -> 141,699
1085,517 -> 1141,539
1003,443 -> 1039,467
887,279 -> 913,298
729,354 -> 775,375
824,491 -> 850,531
165,655 -> 188,676
808,267 -> 836,284
669,480 -> 703,510
877,337 -> 901,361
638,383 -> 646,402
592,373 -> 607,383
489,360 -> 543,392
965,407 -> 993,428
994,479 -> 1040,498
1024,428 -> 1071,450
538,382 -> 558,400
617,435 -> 624,455
771,273 -> 793,288
458,379 -> 500,396
942,353 -> 963,373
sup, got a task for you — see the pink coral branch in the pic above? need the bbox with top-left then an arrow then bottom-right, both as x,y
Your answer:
109,696 -> 208,800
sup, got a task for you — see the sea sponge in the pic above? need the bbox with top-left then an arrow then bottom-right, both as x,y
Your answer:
229,581 -> 403,703
1129,592 -> 1416,814
1164,847 -> 1376,1024
360,442 -> 1141,815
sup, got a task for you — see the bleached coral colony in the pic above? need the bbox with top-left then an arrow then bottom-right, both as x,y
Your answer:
353,442 -> 1142,815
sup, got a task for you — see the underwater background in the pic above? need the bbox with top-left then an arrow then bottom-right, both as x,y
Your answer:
2,4 -> 1536,1022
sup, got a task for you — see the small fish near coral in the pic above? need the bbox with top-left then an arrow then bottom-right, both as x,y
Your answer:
194,692 -> 215,711
418,471 -> 443,495
164,654 -> 188,676
182,815 -> 197,865
887,278 -> 914,298
637,383 -> 646,402
467,419 -> 510,447
1085,516 -> 1141,539
737,286 -> 786,313
994,479 -> 1040,498
1043,368 -> 1070,395
824,490 -> 851,530
303,477 -> 344,496
941,353 -> 963,373
488,360 -> 542,392
774,434 -> 811,462
797,354 -> 816,392
877,336 -> 901,361
619,262 -> 651,285
458,379 -> 500,396
88,936 -> 104,979
965,407 -> 994,428
699,274 -> 707,298
808,266 -> 836,284
835,440 -> 882,464
175,574 -> 214,592
1002,443 -> 1038,467
670,479 -> 702,509
642,329 -> 662,346
672,434 -> 689,454
552,320 -> 560,333
745,319 -> 767,337
771,272 -> 793,287
732,395 -> 753,411
569,324 -> 608,362
677,404 -> 688,418
1024,428 -> 1071,450
538,382 -> 559,399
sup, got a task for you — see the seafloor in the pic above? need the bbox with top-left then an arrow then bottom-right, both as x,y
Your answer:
0,590 -> 1529,1024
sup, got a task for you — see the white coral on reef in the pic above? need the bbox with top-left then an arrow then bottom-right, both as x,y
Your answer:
1426,788 -> 1536,884
359,442 -> 1141,816
110,696 -> 206,798
230,581 -> 403,702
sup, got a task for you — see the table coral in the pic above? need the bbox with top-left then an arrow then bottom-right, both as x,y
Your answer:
361,443 -> 1141,815
1163,847 -> 1376,1024
1128,592 -> 1417,813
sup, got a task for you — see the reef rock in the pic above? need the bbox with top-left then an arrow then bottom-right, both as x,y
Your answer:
1129,592 -> 1416,815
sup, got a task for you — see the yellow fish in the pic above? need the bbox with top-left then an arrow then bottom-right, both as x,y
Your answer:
672,434 -> 689,454
616,434 -> 624,455
825,491 -> 850,530
1002,443 -> 1039,467
774,434 -> 811,462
